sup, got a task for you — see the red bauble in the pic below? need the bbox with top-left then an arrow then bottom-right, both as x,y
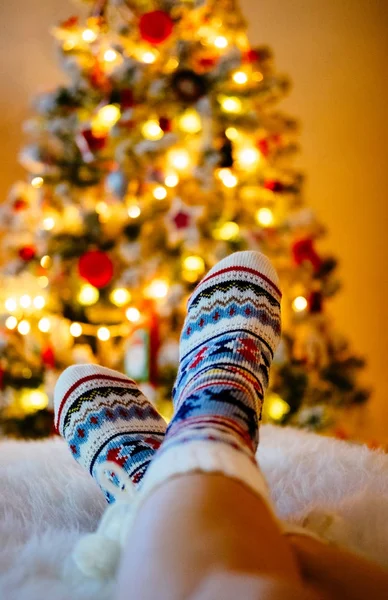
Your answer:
78,250 -> 114,288
13,198 -> 29,212
258,139 -> 269,157
139,10 -> 173,45
19,245 -> 36,261
292,239 -> 322,272
0,368 -> 5,390
120,89 -> 135,109
243,49 -> 260,63
264,179 -> 284,193
42,345 -> 56,369
159,117 -> 172,132
82,129 -> 107,152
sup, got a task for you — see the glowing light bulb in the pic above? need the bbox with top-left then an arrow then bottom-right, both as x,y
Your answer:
218,168 -> 238,188
142,120 -> 164,141
38,276 -> 49,288
256,208 -> 274,227
183,255 -> 205,273
18,320 -> 30,335
63,38 -> 76,51
96,201 -> 109,215
267,393 -> 290,421
82,28 -> 97,42
153,186 -> 167,200
97,327 -> 111,341
214,36 -> 228,49
168,149 -> 190,170
38,317 -> 51,333
94,104 -> 121,131
126,307 -> 141,322
233,71 -> 248,84
5,298 -> 17,312
128,205 -> 141,218
165,173 -> 179,188
141,50 -> 157,64
78,284 -> 99,306
221,96 -> 242,113
5,316 -> 18,330
43,217 -> 55,231
20,389 -> 48,411
145,279 -> 169,299
31,176 -> 44,189
216,221 -> 240,241
104,48 -> 118,62
70,322 -> 83,337
292,296 -> 308,312
237,147 -> 261,167
178,110 -> 202,134
110,288 -> 131,307
33,296 -> 46,309
40,255 -> 51,269
20,295 -> 32,309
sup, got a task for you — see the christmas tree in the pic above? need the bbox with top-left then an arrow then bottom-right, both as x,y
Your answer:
0,0 -> 369,438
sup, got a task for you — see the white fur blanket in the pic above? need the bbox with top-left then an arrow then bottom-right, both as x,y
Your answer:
1,425 -> 388,600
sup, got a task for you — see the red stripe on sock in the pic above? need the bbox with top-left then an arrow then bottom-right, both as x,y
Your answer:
198,265 -> 281,297
55,373 -> 136,429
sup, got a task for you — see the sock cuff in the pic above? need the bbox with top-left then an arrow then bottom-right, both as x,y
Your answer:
137,439 -> 275,515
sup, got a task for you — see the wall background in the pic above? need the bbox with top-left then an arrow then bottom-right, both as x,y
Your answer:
0,0 -> 387,440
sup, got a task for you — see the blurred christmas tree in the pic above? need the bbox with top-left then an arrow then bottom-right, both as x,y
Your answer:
0,0 -> 369,438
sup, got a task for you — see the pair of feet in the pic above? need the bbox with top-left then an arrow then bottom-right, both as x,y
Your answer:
54,251 -> 282,505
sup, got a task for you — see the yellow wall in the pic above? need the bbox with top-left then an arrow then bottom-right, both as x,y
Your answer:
0,0 -> 387,440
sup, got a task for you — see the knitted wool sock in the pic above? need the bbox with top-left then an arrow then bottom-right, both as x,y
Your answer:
54,364 -> 166,503
139,251 -> 282,502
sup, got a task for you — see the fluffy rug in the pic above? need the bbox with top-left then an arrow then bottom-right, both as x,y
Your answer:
1,425 -> 388,599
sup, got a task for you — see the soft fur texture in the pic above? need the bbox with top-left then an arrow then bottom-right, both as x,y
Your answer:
0,425 -> 387,599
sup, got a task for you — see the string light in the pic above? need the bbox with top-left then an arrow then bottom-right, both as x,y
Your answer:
31,176 -> 44,189
126,307 -> 141,322
128,205 -> 141,218
5,316 -> 18,330
183,255 -> 205,273
256,207 -> 274,227
142,120 -> 164,141
141,50 -> 157,64
165,173 -> 179,188
82,28 -> 97,43
5,298 -> 17,312
18,320 -> 31,335
214,36 -> 228,49
93,104 -> 121,133
218,168 -> 238,188
216,221 -> 240,241
233,71 -> 248,85
178,110 -> 202,134
145,279 -> 169,299
78,284 -> 99,306
168,149 -> 190,170
292,296 -> 308,312
42,217 -> 55,231
225,127 -> 239,141
110,288 -> 131,307
38,317 -> 51,333
97,327 -> 111,341
38,276 -> 49,288
20,389 -> 48,411
20,295 -> 32,309
153,186 -> 167,200
220,96 -> 242,113
40,255 -> 51,269
267,393 -> 290,421
104,48 -> 118,62
236,147 -> 261,167
33,296 -> 46,309
70,322 -> 83,337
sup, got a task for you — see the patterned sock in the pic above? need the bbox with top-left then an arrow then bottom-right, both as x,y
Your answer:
54,364 -> 166,503
139,251 -> 282,502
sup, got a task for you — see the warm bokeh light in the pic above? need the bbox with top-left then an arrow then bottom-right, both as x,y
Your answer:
216,221 -> 240,241
82,28 -> 97,43
38,276 -> 49,289
33,296 -> 46,309
214,35 -> 228,49
153,186 -> 167,200
110,288 -> 131,306
5,298 -> 17,312
42,217 -> 55,231
40,255 -> 51,269
218,168 -> 238,188
94,104 -> 121,131
256,207 -> 274,227
178,110 -> 202,133
168,149 -> 190,170
78,284 -> 99,306
17,320 -> 31,335
142,119 -> 164,141
126,307 -> 141,322
225,127 -> 239,140
236,147 -> 261,167
183,255 -> 205,273
221,96 -> 242,113
20,295 -> 32,309
165,173 -> 179,188
141,50 -> 157,64
5,316 -> 18,330
127,205 -> 141,218
97,326 -> 111,341
292,296 -> 308,312
233,71 -> 248,84
20,389 -> 49,412
70,322 -> 83,337
31,176 -> 44,188
104,48 -> 118,62
145,279 -> 169,299
267,393 -> 290,421
38,317 -> 51,333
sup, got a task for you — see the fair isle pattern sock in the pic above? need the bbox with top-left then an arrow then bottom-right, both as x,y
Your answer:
54,364 -> 166,503
139,251 -> 282,505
